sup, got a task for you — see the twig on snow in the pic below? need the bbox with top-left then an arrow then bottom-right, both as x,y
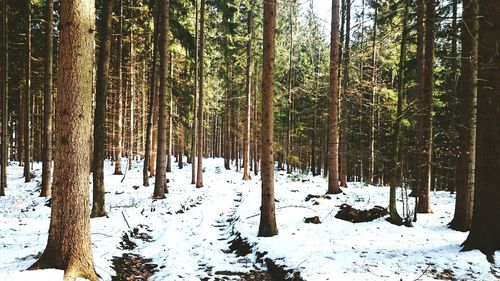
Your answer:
121,211 -> 131,230
414,264 -> 432,281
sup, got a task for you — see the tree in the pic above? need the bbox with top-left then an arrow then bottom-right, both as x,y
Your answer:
0,0 -> 7,196
417,0 -> 435,214
242,0 -> 253,181
461,0 -> 499,258
23,0 -> 31,183
153,0 -> 170,198
28,0 -> 98,279
195,0 -> 205,188
339,0 -> 350,188
91,0 -> 114,217
191,0 -> 198,184
40,0 -> 54,197
449,0 -> 477,231
114,0 -> 124,175
258,0 -> 278,237
327,0 -> 341,195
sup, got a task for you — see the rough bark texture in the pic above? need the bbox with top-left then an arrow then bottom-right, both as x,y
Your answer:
23,0 -> 31,183
417,0 -> 435,214
462,0 -> 499,257
114,0 -> 124,175
91,0 -> 113,217
29,0 -> 98,279
258,0 -> 278,237
450,0 -> 477,232
242,0 -> 253,181
195,0 -> 205,188
153,0 -> 170,198
327,0 -> 341,195
339,0 -> 350,188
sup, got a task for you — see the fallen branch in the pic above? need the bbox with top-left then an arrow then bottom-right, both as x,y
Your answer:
121,211 -> 131,230
414,264 -> 431,281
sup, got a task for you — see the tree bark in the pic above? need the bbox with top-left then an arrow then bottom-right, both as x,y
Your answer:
242,0 -> 253,180
29,0 -> 97,278
191,0 -> 198,184
91,0 -> 113,217
461,0 -> 499,257
23,0 -> 31,182
258,0 -> 278,237
327,0 -> 341,195
113,0 -> 124,175
450,0 -> 477,232
153,0 -> 170,198
0,0 -> 8,196
339,0 -> 351,188
195,0 -> 205,188
417,0 -> 435,214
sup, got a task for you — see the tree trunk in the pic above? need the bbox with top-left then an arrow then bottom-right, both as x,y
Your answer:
29,0 -> 98,278
0,0 -> 8,196
91,0 -> 113,217
166,55 -> 173,173
128,26 -> 135,170
449,0 -> 477,232
339,0 -> 351,188
153,0 -> 170,198
143,0 -> 159,185
327,0 -> 341,195
114,0 -> 124,175
258,0 -> 278,237
417,0 -> 435,214
388,0 -> 408,224
191,0 -> 198,184
195,0 -> 205,188
242,0 -> 253,180
367,4 -> 377,184
461,0 -> 499,257
23,0 -> 31,182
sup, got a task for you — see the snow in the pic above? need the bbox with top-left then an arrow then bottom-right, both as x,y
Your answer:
0,158 -> 498,280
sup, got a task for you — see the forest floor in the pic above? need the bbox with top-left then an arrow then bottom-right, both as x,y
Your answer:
0,158 -> 499,281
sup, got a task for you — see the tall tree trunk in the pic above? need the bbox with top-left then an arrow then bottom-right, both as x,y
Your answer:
29,0 -> 98,278
461,0 -> 499,257
41,0 -> 54,196
449,0 -> 477,232
143,0 -> 159,186
114,0 -> 124,175
195,0 -> 205,188
417,0 -> 435,214
0,0 -> 8,196
367,4 -> 377,184
258,0 -> 278,237
128,26 -> 135,170
91,0 -> 113,217
153,0 -> 170,198
191,0 -> 198,184
23,0 -> 31,182
166,61 -> 173,173
242,0 -> 253,180
388,0 -> 408,224
327,0 -> 341,195
339,0 -> 351,188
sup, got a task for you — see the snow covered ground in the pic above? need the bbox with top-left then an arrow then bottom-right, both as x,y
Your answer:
0,158 -> 498,280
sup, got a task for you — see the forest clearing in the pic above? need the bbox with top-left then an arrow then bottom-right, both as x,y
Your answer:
0,0 -> 499,280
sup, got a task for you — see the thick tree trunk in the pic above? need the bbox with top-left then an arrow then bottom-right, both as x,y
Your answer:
29,0 -> 98,279
461,0 -> 499,256
450,0 -> 477,232
114,0 -> 124,175
327,0 -> 341,195
91,0 -> 113,217
417,0 -> 435,214
242,0 -> 253,180
153,0 -> 170,198
195,0 -> 205,188
23,0 -> 31,182
258,0 -> 278,237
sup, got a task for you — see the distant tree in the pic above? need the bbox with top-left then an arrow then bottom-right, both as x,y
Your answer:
114,0 -> 124,175
242,0 -> 253,181
91,0 -> 114,217
327,0 -> 341,195
258,0 -> 278,237
0,0 -> 8,196
28,0 -> 98,278
195,0 -> 205,188
461,0 -> 499,258
153,0 -> 170,198
23,0 -> 31,183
